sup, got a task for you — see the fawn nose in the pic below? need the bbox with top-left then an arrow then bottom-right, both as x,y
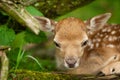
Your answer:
65,58 -> 77,68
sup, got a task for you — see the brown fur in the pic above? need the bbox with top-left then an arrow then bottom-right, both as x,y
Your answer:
54,17 -> 86,41
54,14 -> 120,74
101,61 -> 120,75
68,47 -> 120,74
36,13 -> 120,75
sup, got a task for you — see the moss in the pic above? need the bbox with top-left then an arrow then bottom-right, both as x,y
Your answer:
9,69 -> 120,80
9,70 -> 77,80
35,0 -> 95,18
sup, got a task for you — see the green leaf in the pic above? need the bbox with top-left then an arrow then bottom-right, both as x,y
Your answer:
26,6 -> 44,16
11,31 -> 26,48
0,11 -> 8,16
0,25 -> 15,46
24,30 -> 47,43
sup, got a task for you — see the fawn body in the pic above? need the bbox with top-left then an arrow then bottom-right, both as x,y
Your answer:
36,13 -> 120,75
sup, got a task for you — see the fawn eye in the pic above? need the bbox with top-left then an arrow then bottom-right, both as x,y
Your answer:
81,40 -> 88,47
54,41 -> 60,48
111,68 -> 115,73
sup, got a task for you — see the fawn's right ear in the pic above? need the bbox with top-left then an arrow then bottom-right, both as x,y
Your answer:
35,16 -> 57,32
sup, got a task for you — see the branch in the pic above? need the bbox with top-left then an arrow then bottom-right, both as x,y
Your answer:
35,0 -> 95,18
0,46 -> 9,80
0,1 -> 42,35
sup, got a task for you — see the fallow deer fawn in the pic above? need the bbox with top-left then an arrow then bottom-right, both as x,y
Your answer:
35,13 -> 120,75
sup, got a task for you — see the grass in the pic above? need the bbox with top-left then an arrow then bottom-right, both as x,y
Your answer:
15,46 -> 25,70
26,55 -> 44,70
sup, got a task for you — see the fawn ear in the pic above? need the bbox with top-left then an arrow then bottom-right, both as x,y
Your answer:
35,16 -> 57,32
85,13 -> 111,32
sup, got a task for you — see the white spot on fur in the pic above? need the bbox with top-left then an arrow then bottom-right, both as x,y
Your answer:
102,28 -> 107,32
90,44 -> 94,49
105,35 -> 109,38
107,28 -> 111,32
89,31 -> 94,35
107,44 -> 115,48
96,38 -> 101,42
96,43 -> 99,47
113,36 -> 117,40
108,36 -> 113,41
100,34 -> 104,37
97,33 -> 100,35
92,39 -> 96,42
88,40 -> 92,45
111,31 -> 116,35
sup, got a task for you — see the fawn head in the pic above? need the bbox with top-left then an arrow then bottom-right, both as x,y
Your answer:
36,13 -> 111,69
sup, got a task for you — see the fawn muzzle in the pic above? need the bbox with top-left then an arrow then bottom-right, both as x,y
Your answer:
65,57 -> 79,68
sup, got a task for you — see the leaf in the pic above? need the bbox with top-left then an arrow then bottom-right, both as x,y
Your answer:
0,11 -> 8,16
11,31 -> 26,48
0,25 -> 15,46
25,6 -> 44,16
26,55 -> 44,70
24,30 -> 47,43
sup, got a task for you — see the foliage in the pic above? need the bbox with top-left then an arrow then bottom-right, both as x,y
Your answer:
26,6 -> 44,16
24,30 -> 47,43
15,47 -> 25,70
0,25 -> 15,46
26,55 -> 44,70
0,5 -> 49,73
11,31 -> 26,48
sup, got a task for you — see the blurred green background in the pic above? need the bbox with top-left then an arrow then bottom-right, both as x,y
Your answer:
56,0 -> 120,23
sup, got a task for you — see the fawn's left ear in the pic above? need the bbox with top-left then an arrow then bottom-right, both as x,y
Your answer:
85,13 -> 111,32
35,16 -> 57,32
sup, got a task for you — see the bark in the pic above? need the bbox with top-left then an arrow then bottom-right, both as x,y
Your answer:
35,0 -> 95,18
9,69 -> 120,80
1,0 -> 95,19
0,1 -> 42,35
0,46 -> 9,80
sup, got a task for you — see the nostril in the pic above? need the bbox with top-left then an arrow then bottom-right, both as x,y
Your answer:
66,59 -> 76,64
65,59 -> 77,68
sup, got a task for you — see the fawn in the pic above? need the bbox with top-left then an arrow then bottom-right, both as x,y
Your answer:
35,13 -> 120,75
